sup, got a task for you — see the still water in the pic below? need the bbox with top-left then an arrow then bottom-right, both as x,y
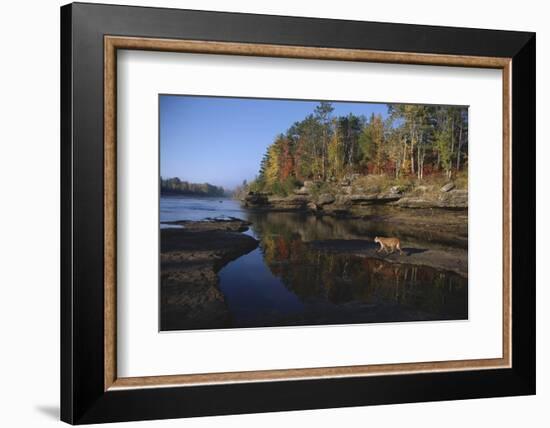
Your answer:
160,196 -> 467,329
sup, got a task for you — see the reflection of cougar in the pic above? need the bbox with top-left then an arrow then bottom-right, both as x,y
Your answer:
374,236 -> 404,255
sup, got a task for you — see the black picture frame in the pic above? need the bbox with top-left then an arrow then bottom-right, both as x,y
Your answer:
61,2 -> 535,424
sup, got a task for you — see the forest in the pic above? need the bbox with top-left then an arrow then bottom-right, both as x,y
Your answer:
247,102 -> 468,196
160,177 -> 225,197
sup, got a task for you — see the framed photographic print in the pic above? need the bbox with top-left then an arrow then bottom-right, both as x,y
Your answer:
60,2 -> 535,424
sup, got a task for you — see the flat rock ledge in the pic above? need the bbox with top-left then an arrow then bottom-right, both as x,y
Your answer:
243,189 -> 467,213
162,216 -> 252,232
160,219 -> 259,331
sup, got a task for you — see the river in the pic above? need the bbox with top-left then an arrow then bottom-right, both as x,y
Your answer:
160,195 -> 467,329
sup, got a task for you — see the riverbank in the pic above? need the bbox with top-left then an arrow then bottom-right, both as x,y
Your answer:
160,218 -> 258,330
242,175 -> 468,214
160,210 -> 468,330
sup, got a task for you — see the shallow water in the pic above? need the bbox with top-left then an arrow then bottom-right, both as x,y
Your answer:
160,196 -> 245,225
160,195 -> 467,329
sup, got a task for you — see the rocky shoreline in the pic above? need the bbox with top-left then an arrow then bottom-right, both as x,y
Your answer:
243,178 -> 468,214
160,203 -> 468,330
160,218 -> 258,330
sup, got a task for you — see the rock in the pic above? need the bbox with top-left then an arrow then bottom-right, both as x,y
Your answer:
268,195 -> 309,210
161,226 -> 259,261
318,193 -> 336,206
438,190 -> 468,208
160,224 -> 259,330
161,266 -> 230,331
440,182 -> 455,192
389,185 -> 405,195
294,186 -> 309,195
307,202 -> 318,211
389,186 -> 407,195
349,193 -> 379,202
347,193 -> 399,205
244,192 -> 268,206
162,217 -> 252,232
340,185 -> 353,195
321,196 -> 352,214
395,197 -> 437,209
376,193 -> 402,203
334,195 -> 353,208
396,190 -> 468,209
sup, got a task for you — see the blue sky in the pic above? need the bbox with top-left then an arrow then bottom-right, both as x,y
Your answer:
160,95 -> 389,190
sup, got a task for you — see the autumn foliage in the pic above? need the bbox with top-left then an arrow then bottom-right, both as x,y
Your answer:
250,102 -> 468,195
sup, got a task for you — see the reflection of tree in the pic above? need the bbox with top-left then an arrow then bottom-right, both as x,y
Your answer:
248,210 -> 466,250
255,214 -> 467,318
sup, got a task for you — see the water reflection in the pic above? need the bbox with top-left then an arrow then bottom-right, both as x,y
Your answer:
216,211 -> 467,328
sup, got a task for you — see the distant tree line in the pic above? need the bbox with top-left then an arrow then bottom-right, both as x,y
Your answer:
161,177 -> 225,197
249,102 -> 468,194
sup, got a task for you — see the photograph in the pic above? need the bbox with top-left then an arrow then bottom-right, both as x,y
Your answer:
54,2 -> 537,424
159,95 -> 469,331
